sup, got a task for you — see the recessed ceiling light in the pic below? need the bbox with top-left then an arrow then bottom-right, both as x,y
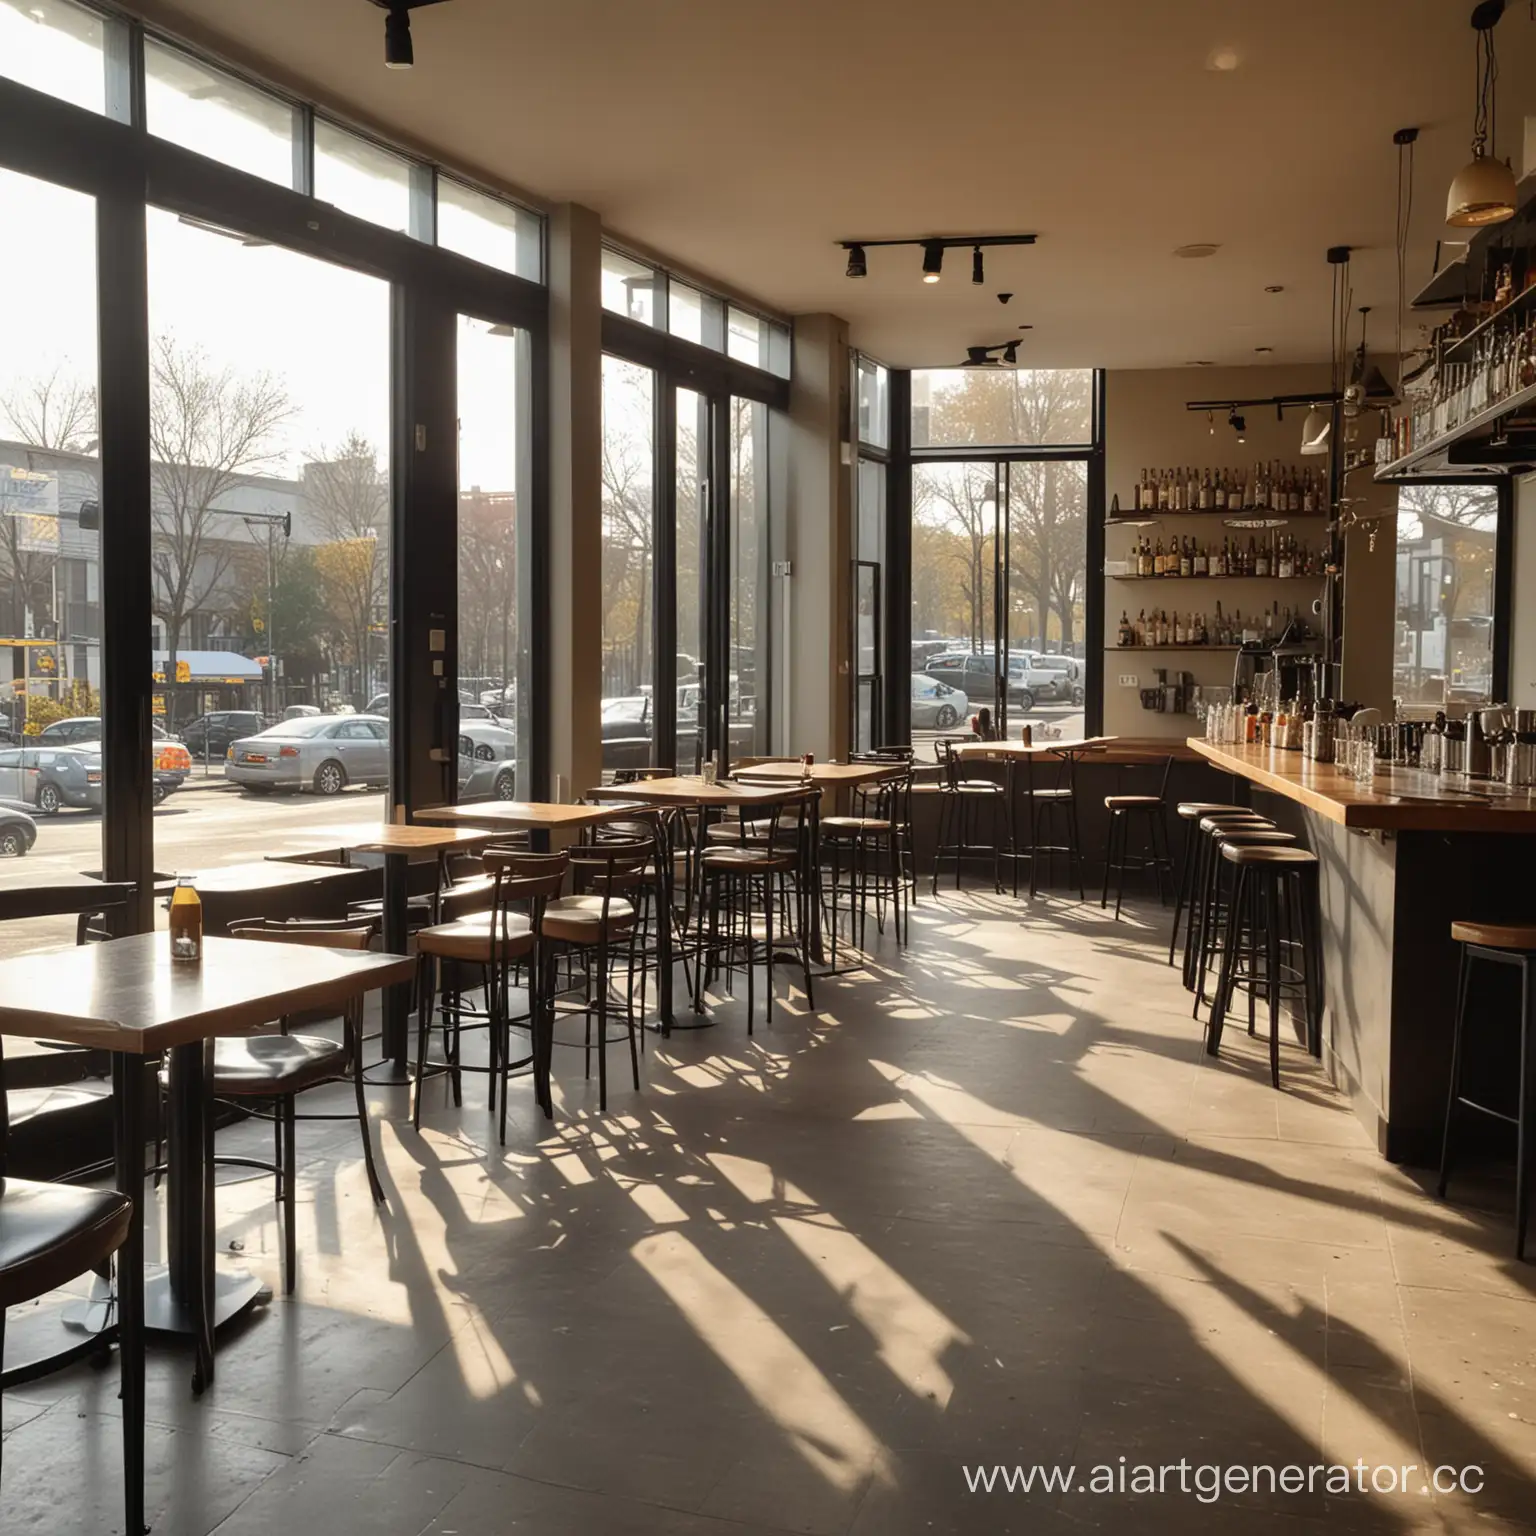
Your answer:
1174,243 -> 1220,259
1264,284 -> 1285,293
1206,45 -> 1241,72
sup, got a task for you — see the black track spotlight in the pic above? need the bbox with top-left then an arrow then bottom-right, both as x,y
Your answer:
971,246 -> 985,285
1228,409 -> 1247,443
1002,339 -> 1019,365
921,241 -> 944,284
384,4 -> 413,67
845,244 -> 867,279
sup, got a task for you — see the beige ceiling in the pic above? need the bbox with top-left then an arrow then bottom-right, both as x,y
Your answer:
130,0 -> 1536,370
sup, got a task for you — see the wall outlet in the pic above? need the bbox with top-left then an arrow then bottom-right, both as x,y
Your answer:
1118,673 -> 1140,688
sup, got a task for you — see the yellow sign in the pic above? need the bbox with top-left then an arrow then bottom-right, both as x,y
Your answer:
152,661 -> 193,684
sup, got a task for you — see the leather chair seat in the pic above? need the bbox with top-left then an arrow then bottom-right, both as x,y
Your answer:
210,1033 -> 349,1096
540,894 -> 636,944
1104,794 -> 1162,810
0,1177 -> 132,1307
418,910 -> 534,962
821,816 -> 892,834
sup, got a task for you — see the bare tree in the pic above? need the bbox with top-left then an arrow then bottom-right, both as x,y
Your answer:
306,433 -> 387,707
0,366 -> 97,454
0,367 -> 99,644
149,337 -> 292,691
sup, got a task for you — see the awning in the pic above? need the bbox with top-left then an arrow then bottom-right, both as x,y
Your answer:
151,650 -> 263,684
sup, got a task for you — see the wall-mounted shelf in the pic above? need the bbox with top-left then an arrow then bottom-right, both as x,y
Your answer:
1106,645 -> 1242,653
1438,285 -> 1536,366
1374,377 -> 1536,481
1108,510 -> 1327,525
1109,574 -> 1323,583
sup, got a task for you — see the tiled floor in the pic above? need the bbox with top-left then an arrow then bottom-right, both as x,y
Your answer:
4,889 -> 1535,1534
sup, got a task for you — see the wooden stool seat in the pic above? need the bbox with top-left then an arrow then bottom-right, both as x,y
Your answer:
700,846 -> 798,875
540,893 -> 635,943
1104,793 -> 1161,810
1177,801 -> 1248,819
1212,828 -> 1296,846
1449,920 -> 1536,951
418,910 -> 534,963
1220,844 -> 1317,867
821,815 -> 892,834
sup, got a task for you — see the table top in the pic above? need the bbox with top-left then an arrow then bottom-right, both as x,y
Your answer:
957,736 -> 1116,760
0,933 -> 416,1054
290,822 -> 499,856
588,775 -> 817,808
1189,737 -> 1536,833
414,800 -> 642,830
733,760 -> 896,786
0,877 -> 136,923
185,859 -> 364,894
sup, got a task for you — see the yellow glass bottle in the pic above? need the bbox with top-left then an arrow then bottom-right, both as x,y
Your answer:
169,876 -> 203,964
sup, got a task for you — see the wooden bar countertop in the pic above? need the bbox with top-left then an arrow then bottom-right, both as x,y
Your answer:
1189,737 -> 1536,833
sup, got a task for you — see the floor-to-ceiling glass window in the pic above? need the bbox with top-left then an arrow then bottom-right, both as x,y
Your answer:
728,395 -> 769,758
0,164 -> 104,953
909,368 -> 1097,748
457,315 -> 531,800
676,386 -> 709,770
600,355 -> 656,774
145,205 -> 393,864
853,356 -> 890,750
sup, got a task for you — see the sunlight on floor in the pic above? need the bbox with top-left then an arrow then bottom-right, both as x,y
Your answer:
631,1229 -> 893,1493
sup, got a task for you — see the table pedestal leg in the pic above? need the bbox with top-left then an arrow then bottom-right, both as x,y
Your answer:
378,850 -> 412,1078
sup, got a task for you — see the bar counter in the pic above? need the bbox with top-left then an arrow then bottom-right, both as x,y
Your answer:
1190,736 -> 1536,1162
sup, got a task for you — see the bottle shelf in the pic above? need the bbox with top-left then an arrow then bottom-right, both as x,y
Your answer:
1107,511 -> 1328,525
1375,377 -> 1536,480
1105,645 -> 1243,653
1439,284 -> 1536,366
1108,573 -> 1323,583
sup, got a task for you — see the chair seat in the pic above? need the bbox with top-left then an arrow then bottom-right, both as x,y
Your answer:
211,1032 -> 349,1095
700,846 -> 798,874
1220,844 -> 1318,867
419,910 -> 534,962
1104,794 -> 1162,811
541,894 -> 636,943
821,816 -> 892,833
952,780 -> 1004,795
1026,786 -> 1074,801
1199,813 -> 1273,834
0,1178 -> 132,1308
1212,828 -> 1296,847
1177,801 -> 1248,819
1451,920 -> 1536,951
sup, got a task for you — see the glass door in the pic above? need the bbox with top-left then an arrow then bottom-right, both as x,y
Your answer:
675,386 -> 710,769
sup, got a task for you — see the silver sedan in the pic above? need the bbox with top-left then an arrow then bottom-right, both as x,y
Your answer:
226,714 -> 390,796
457,724 -> 518,801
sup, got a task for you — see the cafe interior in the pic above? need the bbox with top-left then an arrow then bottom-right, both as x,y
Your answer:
4,1 -> 1536,1531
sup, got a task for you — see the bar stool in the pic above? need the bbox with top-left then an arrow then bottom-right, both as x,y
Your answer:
1,1034 -> 141,1533
1020,749 -> 1086,900
1168,803 -> 1250,966
823,766 -> 910,959
1205,844 -> 1323,1087
1438,920 -> 1536,1260
1099,755 -> 1175,920
931,744 -> 1004,895
1186,813 -> 1290,1000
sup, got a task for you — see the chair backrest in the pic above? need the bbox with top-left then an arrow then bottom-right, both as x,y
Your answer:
227,916 -> 378,951
483,848 -> 570,902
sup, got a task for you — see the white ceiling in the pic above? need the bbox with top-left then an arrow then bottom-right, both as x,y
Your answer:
130,0 -> 1536,370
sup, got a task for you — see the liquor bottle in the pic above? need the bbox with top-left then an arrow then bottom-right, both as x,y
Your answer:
1193,538 -> 1208,577
1135,608 -> 1147,645
1227,471 -> 1242,512
1277,536 -> 1294,580
1152,537 -> 1163,576
1254,535 -> 1271,579
1201,467 -> 1213,510
1180,537 -> 1193,577
1118,610 -> 1133,646
169,876 -> 203,964
1187,466 -> 1198,509
1157,471 -> 1169,511
1302,469 -> 1316,514
1140,537 -> 1154,577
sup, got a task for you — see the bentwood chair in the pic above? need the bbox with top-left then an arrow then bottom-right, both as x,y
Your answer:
205,918 -> 385,1295
1,1033 -> 140,1528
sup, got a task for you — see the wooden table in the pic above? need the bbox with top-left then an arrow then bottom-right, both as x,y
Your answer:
283,823 -> 500,1074
183,859 -> 368,935
0,934 -> 413,1449
956,735 -> 1116,760
414,799 -> 641,848
0,877 -> 135,927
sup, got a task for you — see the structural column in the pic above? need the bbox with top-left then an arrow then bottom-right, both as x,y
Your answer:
783,312 -> 853,760
546,203 -> 604,798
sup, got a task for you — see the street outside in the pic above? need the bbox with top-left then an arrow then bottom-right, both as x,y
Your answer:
0,773 -> 387,960
910,697 -> 1085,759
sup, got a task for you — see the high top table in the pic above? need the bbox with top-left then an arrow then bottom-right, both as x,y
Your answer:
0,933 -> 414,1439
283,823 -> 502,1075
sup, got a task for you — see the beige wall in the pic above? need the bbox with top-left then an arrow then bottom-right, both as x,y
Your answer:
1104,365 -> 1334,736
1513,474 -> 1536,709
782,313 -> 852,760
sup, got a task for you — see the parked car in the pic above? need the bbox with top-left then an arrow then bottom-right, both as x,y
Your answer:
910,673 -> 968,730
457,724 -> 518,800
36,717 -> 189,799
366,693 -> 390,717
180,711 -> 266,758
923,652 -> 1039,712
0,798 -> 38,856
1023,652 -> 1085,705
282,704 -> 321,721
227,713 -> 390,795
0,745 -> 101,813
